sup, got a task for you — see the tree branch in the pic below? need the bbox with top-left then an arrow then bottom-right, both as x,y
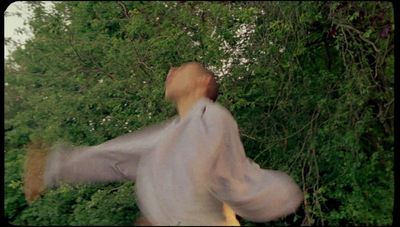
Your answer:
337,23 -> 381,52
117,1 -> 130,19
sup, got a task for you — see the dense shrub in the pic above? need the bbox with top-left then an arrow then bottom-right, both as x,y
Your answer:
5,1 -> 394,225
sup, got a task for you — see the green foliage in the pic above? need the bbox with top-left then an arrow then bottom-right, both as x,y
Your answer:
13,183 -> 138,226
5,1 -> 394,225
4,149 -> 26,221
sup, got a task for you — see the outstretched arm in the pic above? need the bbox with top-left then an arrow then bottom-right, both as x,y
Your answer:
204,111 -> 303,222
24,117 -> 176,203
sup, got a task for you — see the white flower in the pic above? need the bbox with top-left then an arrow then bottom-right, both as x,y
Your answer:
269,41 -> 273,45
125,122 -> 128,125
143,81 -> 147,84
98,79 -> 103,83
129,130 -> 132,133
5,82 -> 9,86
279,47 -> 285,53
193,41 -> 200,47
239,57 -> 249,64
156,17 -> 159,21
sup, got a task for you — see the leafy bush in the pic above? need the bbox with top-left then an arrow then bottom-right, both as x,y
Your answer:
5,1 -> 394,225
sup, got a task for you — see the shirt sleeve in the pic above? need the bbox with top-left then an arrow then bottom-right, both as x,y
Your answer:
44,117 -> 176,188
205,111 -> 303,222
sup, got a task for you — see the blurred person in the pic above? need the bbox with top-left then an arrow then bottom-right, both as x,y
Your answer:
24,62 -> 303,226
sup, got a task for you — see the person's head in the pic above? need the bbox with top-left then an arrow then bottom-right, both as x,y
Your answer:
164,61 -> 218,102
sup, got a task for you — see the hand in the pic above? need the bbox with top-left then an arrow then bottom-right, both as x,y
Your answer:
23,141 -> 50,204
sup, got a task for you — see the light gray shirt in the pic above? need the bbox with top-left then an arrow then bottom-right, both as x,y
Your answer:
44,97 -> 303,226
